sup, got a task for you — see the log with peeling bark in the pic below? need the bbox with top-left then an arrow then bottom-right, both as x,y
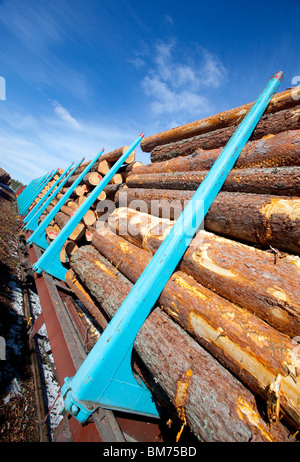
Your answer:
69,245 -> 295,442
115,188 -> 300,255
141,87 -> 300,152
149,107 -> 300,163
107,207 -> 300,338
65,269 -> 109,330
92,225 -> 300,428
126,166 -> 300,196
134,130 -> 300,176
54,211 -> 85,241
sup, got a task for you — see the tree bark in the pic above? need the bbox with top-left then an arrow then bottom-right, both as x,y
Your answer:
150,108 -> 300,162
60,240 -> 78,263
134,129 -> 300,175
54,211 -> 86,241
96,146 -> 135,164
115,188 -> 300,255
92,226 -> 300,429
107,207 -> 300,338
69,245 -> 295,442
0,167 -> 11,185
126,166 -> 300,196
141,86 -> 300,152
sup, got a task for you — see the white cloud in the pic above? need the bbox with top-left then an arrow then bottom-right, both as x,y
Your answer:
141,40 -> 227,118
51,100 -> 81,129
0,103 -> 141,185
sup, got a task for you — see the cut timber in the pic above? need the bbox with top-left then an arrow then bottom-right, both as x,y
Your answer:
126,166 -> 300,196
69,245 -> 294,442
107,208 -> 300,338
134,129 -> 300,175
141,86 -> 300,152
85,226 -> 95,242
97,146 -> 135,164
92,226 -> 300,429
82,209 -> 97,226
110,174 -> 123,184
85,172 -> 102,186
115,188 -> 300,255
61,204 -> 76,217
74,184 -> 90,197
54,211 -> 85,241
65,269 -> 109,330
60,240 -> 78,263
97,160 -> 111,175
45,225 -> 60,240
65,200 -> 79,211
150,108 -> 300,162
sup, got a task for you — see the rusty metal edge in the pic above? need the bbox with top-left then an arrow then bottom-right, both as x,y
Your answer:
25,234 -> 164,443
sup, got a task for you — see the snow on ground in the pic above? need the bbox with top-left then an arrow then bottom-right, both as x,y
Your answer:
5,272 -> 64,438
26,284 -> 64,436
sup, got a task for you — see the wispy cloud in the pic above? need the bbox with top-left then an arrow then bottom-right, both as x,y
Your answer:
51,100 -> 81,129
0,100 -> 141,184
140,40 -> 227,119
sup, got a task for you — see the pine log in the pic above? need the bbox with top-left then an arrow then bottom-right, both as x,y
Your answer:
110,173 -> 123,184
103,184 -> 122,200
126,166 -> 300,196
74,184 -> 91,197
107,208 -> 300,338
69,245 -> 294,442
65,269 -> 109,330
82,209 -> 97,226
115,188 -> 300,255
61,204 -> 76,217
84,172 -> 102,186
85,226 -> 95,242
65,200 -> 79,211
45,225 -> 60,240
60,240 -> 78,263
150,108 -> 300,163
97,160 -> 111,175
54,211 -> 85,241
92,226 -> 300,428
135,129 -> 300,175
97,146 -> 135,164
74,160 -> 91,175
141,87 -> 300,152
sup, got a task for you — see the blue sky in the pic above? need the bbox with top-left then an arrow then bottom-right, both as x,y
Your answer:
0,0 -> 300,184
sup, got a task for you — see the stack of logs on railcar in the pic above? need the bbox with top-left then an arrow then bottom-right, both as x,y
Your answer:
28,86 -> 300,442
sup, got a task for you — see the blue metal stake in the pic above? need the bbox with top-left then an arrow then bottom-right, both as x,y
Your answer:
20,172 -> 53,215
18,176 -> 45,214
24,161 -> 81,232
24,163 -> 74,225
21,171 -> 57,216
27,149 -> 104,250
32,135 -> 144,280
61,72 -> 283,422
17,178 -> 38,208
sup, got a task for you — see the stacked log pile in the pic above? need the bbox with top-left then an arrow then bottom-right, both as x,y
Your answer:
26,88 -> 300,442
